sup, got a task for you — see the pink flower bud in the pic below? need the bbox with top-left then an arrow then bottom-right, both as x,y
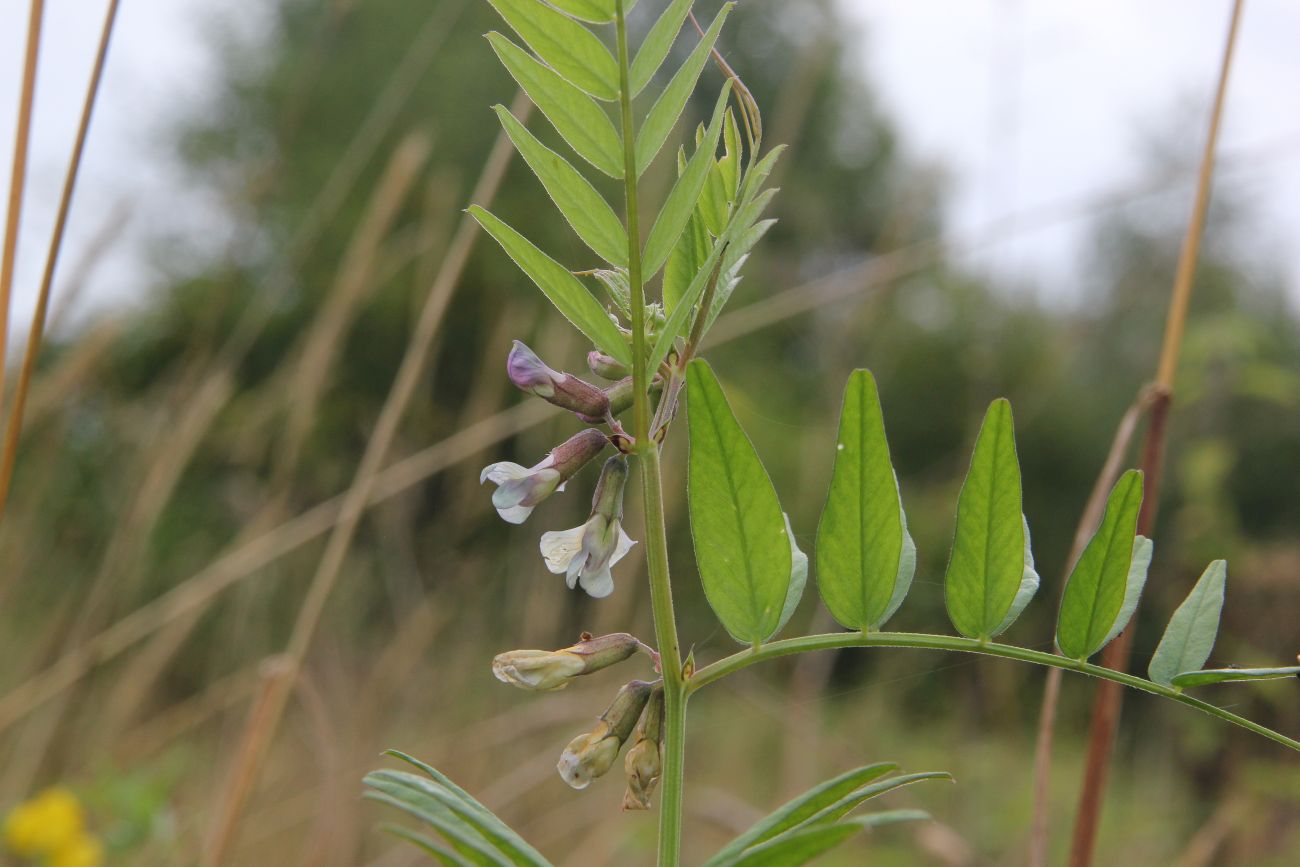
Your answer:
509,341 -> 609,419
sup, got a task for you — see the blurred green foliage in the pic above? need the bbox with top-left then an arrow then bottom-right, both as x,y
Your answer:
3,0 -> 1297,862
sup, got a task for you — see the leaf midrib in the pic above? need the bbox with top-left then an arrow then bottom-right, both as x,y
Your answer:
1077,489 -> 1137,653
702,384 -> 764,639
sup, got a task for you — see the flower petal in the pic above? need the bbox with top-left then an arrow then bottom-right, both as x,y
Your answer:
540,525 -> 586,574
579,565 -> 615,598
610,526 -> 637,566
566,552 -> 585,590
480,461 -> 529,485
496,502 -> 535,524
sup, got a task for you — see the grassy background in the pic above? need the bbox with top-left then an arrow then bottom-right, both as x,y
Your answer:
0,0 -> 1297,863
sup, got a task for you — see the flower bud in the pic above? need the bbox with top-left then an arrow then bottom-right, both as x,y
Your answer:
622,687 -> 664,810
549,428 -> 609,479
602,377 -> 636,419
509,341 -> 609,419
587,350 -> 630,381
492,633 -> 641,691
557,680 -> 652,790
590,455 -> 628,520
506,341 -> 558,397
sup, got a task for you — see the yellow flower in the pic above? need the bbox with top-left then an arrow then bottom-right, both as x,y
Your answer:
2,787 -> 85,856
49,834 -> 104,867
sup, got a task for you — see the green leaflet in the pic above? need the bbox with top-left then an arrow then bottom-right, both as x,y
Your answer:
700,763 -> 899,865
493,106 -> 627,266
774,513 -> 808,636
816,371 -> 915,631
707,769 -> 941,863
1100,535 -> 1152,648
1171,666 -> 1300,688
699,149 -> 731,235
645,147 -> 782,377
469,206 -> 629,365
807,773 -> 951,825
487,33 -> 623,178
1149,560 -> 1228,687
635,3 -> 733,175
662,207 -> 710,314
718,108 -> 743,198
486,0 -> 619,101
368,769 -> 550,866
686,360 -> 791,645
629,0 -> 694,97
545,0 -> 615,24
702,167 -> 783,330
1055,470 -> 1146,660
943,399 -> 1039,639
589,268 -> 631,315
643,84 -> 731,279
382,826 -> 478,867
724,822 -> 865,867
365,784 -> 510,867
644,224 -> 725,381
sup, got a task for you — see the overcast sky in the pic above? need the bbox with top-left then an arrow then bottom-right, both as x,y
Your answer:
1,0 -> 1297,345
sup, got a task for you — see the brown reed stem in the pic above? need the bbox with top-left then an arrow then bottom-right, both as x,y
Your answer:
1067,2 -> 1245,865
1027,392 -> 1155,867
0,0 -> 121,524
0,0 -> 46,412
200,92 -> 528,866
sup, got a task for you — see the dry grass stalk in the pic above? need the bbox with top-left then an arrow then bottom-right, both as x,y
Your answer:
0,0 -> 45,403
0,369 -> 234,799
1027,390 -> 1158,867
1068,3 -> 1245,865
199,92 -> 531,864
0,0 -> 123,522
272,131 -> 432,485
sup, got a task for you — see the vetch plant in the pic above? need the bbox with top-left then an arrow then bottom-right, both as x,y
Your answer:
365,1 -> 1300,864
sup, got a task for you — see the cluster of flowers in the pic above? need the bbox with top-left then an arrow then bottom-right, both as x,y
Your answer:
494,633 -> 663,809
2,788 -> 103,867
479,341 -> 643,598
483,341 -> 664,806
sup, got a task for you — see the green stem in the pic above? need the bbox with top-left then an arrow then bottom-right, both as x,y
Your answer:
644,446 -> 686,866
687,632 -> 1300,753
615,4 -> 686,864
615,1 -> 648,439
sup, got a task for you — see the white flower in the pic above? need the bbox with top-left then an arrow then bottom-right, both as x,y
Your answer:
479,458 -> 563,524
479,429 -> 608,524
540,515 -> 636,598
